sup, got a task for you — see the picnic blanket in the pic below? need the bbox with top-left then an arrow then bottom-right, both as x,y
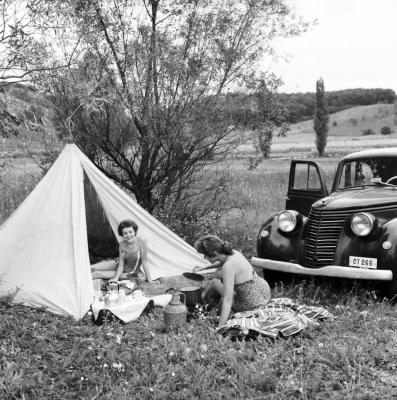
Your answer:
217,297 -> 333,339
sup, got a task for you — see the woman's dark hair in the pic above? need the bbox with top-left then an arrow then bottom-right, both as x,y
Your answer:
194,235 -> 233,257
118,219 -> 138,236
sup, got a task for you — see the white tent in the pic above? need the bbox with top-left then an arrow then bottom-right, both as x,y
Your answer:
0,144 -> 207,319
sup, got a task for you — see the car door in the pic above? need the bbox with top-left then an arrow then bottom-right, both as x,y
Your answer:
286,160 -> 329,215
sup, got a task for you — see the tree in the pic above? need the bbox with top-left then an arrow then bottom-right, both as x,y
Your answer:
7,0 -> 308,220
313,77 -> 329,155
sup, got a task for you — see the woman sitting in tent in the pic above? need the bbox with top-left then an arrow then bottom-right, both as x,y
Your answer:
91,219 -> 152,283
194,235 -> 270,327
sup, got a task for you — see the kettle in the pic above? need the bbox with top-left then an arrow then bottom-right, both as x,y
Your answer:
163,289 -> 187,332
104,281 -> 121,307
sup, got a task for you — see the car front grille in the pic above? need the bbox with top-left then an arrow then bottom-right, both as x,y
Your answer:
303,203 -> 397,268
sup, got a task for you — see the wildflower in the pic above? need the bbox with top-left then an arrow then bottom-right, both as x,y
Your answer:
171,372 -> 175,377
184,347 -> 192,357
149,331 -> 155,337
88,346 -> 93,351
318,343 -> 324,348
112,362 -> 123,372
116,334 -> 122,345
200,344 -> 208,353
103,363 -> 108,368
149,388 -> 154,392
80,377 -> 85,381
97,355 -> 101,360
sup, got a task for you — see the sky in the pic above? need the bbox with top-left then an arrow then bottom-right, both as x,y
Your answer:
270,0 -> 397,93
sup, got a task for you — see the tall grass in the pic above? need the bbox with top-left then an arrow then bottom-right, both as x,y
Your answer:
0,162 -> 41,224
1,280 -> 396,399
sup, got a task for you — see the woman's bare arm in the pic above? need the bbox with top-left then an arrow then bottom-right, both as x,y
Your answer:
193,260 -> 222,272
218,264 -> 235,327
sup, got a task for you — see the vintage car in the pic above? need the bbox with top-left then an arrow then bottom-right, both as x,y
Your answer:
251,147 -> 397,298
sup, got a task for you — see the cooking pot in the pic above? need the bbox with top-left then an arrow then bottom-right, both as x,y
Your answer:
179,285 -> 203,309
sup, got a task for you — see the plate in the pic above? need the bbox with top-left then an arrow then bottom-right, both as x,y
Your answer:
348,256 -> 377,269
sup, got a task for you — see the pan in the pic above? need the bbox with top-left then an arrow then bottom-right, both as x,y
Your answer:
183,272 -> 205,282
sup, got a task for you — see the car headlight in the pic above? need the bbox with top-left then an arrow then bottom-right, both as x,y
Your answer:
277,210 -> 298,233
351,212 -> 374,237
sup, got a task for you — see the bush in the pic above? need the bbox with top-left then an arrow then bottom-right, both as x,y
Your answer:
362,128 -> 375,136
380,126 -> 392,135
349,118 -> 358,126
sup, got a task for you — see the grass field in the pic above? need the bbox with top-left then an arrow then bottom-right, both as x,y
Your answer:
1,122 -> 397,399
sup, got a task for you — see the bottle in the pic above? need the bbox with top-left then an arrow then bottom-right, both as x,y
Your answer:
163,289 -> 187,332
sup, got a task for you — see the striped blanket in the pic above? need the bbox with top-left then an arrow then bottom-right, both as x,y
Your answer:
217,297 -> 333,339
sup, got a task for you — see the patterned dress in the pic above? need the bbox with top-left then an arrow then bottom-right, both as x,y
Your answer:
233,273 -> 271,312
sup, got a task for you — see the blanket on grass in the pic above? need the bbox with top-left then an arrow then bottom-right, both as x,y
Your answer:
217,297 -> 333,339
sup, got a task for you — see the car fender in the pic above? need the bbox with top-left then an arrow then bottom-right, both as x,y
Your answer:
257,213 -> 306,263
333,217 -> 397,271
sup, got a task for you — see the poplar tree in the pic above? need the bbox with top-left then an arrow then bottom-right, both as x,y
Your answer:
314,77 -> 329,155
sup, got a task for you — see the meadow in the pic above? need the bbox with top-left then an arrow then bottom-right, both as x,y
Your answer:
1,122 -> 397,399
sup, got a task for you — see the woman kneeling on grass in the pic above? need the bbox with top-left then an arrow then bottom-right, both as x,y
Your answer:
194,235 -> 271,327
91,219 -> 152,283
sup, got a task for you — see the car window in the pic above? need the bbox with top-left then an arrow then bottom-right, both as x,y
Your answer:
338,158 -> 397,188
293,163 -> 321,190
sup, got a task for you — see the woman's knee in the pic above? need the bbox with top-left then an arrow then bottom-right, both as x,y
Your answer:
92,271 -> 101,279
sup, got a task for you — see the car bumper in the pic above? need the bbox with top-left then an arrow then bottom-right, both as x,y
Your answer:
251,257 -> 393,281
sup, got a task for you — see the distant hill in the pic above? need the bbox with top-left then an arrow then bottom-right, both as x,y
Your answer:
290,103 -> 397,137
224,88 -> 396,127
278,88 -> 396,124
0,83 -> 60,156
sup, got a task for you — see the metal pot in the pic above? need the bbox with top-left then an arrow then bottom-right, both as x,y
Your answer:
163,289 -> 188,332
179,285 -> 203,309
104,281 -> 121,307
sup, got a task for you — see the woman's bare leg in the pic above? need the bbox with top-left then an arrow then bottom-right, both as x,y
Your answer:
92,270 -> 118,280
202,278 -> 224,310
91,259 -> 117,272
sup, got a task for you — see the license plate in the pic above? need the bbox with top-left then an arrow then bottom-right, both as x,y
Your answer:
349,256 -> 377,269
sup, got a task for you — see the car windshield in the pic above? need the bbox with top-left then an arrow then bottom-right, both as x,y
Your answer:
337,158 -> 397,189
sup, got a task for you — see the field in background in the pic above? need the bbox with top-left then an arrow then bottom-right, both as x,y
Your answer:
238,104 -> 397,159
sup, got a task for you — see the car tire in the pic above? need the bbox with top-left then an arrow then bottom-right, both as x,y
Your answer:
384,275 -> 397,302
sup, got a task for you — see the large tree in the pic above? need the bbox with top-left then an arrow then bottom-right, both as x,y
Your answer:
313,77 -> 329,155
7,0 -> 308,218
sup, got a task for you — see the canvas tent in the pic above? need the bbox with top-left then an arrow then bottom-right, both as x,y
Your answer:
0,144 -> 208,319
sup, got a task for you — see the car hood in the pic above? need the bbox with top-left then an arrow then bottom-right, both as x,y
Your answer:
312,186 -> 397,210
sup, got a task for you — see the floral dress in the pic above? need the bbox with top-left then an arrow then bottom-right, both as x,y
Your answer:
233,273 -> 271,312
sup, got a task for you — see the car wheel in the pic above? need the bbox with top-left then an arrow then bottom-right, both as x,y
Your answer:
384,275 -> 397,302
